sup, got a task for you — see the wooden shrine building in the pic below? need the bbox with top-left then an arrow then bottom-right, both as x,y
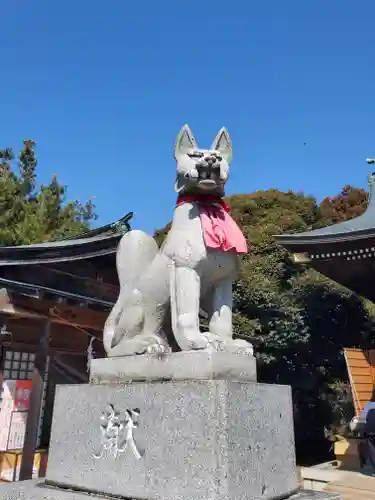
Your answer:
275,168 -> 375,417
0,212 -> 132,482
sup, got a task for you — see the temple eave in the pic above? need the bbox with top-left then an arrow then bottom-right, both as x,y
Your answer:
58,211 -> 133,241
0,223 -> 130,266
307,258 -> 375,302
275,227 -> 375,248
276,228 -> 375,301
278,234 -> 375,263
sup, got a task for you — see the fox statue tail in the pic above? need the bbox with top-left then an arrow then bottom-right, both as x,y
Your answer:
103,230 -> 159,354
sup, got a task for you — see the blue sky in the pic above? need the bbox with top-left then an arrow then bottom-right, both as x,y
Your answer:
2,1 -> 375,233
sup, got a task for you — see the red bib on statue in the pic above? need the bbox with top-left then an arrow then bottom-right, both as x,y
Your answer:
176,195 -> 248,254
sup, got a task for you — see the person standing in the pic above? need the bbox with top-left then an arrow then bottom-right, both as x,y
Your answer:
360,389 -> 375,470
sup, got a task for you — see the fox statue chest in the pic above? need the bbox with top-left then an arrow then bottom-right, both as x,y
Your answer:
162,201 -> 239,282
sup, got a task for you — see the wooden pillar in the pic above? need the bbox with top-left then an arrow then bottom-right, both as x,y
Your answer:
19,320 -> 50,481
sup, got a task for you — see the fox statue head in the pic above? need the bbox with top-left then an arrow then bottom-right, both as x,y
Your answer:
174,125 -> 232,197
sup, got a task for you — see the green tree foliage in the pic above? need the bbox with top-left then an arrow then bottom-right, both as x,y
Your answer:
0,141 -> 97,245
154,185 -> 374,463
229,188 -> 374,463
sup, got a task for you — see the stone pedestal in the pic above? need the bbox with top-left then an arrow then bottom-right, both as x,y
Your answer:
0,352 -> 340,499
46,380 -> 296,500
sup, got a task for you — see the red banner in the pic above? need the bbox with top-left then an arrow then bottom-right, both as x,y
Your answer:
14,380 -> 32,411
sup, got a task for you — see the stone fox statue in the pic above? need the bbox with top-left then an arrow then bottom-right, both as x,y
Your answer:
103,125 -> 253,356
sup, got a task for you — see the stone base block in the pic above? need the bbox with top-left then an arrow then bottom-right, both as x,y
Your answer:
0,480 -> 341,500
45,380 -> 297,500
90,349 -> 257,383
0,480 -> 107,499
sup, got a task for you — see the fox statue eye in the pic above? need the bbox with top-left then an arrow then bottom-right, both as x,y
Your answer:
187,152 -> 204,159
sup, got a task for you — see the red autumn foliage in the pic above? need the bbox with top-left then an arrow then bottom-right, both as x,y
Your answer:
319,185 -> 368,223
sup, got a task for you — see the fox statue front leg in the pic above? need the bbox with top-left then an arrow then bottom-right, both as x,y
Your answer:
169,263 -> 210,350
209,278 -> 254,355
209,278 -> 233,340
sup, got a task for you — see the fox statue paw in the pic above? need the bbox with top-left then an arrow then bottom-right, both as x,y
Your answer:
226,338 -> 254,356
146,344 -> 172,355
201,335 -> 253,356
201,332 -> 225,351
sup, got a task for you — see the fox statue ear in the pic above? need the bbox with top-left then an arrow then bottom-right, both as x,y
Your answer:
174,125 -> 197,160
211,127 -> 232,164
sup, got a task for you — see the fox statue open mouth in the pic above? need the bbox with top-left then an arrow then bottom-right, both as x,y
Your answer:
103,125 -> 253,356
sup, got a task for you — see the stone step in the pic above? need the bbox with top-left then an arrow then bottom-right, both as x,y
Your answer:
324,469 -> 375,491
0,481 -> 342,500
325,483 -> 375,500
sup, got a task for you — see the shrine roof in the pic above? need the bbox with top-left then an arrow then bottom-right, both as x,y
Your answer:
55,212 -> 133,241
0,212 -> 133,265
275,172 -> 375,248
